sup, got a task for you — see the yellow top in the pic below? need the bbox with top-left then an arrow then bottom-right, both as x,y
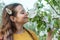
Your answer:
13,29 -> 39,40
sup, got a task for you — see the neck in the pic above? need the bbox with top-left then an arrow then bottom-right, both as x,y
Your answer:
15,23 -> 24,34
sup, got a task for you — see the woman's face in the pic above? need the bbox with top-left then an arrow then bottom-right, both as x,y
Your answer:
14,5 -> 28,24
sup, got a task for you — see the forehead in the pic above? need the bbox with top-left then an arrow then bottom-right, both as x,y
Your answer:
15,5 -> 24,12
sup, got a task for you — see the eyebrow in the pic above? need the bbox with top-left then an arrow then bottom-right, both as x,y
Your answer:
20,9 -> 25,13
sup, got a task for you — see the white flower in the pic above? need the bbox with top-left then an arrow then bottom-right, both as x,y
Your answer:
39,31 -> 45,36
28,9 -> 37,18
6,8 -> 12,15
42,16 -> 49,23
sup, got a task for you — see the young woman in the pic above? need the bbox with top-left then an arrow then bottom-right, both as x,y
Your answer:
0,3 -> 39,40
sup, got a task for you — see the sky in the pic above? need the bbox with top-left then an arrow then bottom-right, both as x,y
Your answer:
0,0 -> 37,11
0,0 -> 50,12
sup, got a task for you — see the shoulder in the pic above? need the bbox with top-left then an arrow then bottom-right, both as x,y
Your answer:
28,29 -> 39,40
28,29 -> 36,35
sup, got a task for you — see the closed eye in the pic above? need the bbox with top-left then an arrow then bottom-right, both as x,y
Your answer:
21,12 -> 24,14
20,9 -> 25,14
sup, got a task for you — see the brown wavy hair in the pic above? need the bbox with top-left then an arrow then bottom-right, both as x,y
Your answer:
1,3 -> 34,40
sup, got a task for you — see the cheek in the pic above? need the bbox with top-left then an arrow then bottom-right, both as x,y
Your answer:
17,15 -> 25,22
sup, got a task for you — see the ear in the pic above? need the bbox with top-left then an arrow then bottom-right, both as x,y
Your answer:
10,16 -> 16,22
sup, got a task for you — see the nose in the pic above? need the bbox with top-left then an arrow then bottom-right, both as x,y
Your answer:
25,12 -> 28,16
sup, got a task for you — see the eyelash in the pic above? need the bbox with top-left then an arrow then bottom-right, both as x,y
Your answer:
22,13 -> 24,14
21,10 -> 25,14
21,12 -> 24,14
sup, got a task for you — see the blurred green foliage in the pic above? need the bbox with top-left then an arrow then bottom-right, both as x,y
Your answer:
24,0 -> 60,40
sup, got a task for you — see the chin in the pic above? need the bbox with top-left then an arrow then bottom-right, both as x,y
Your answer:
24,20 -> 28,24
25,21 -> 28,23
